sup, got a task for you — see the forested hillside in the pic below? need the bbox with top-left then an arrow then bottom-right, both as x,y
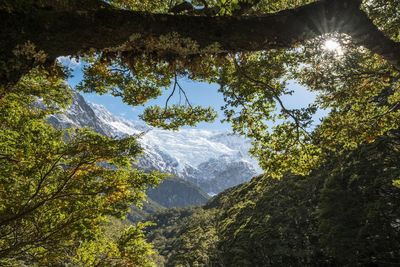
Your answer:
148,131 -> 400,266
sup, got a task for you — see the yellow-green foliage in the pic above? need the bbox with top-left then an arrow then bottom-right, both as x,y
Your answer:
73,222 -> 156,267
141,105 -> 217,130
0,68 -> 162,265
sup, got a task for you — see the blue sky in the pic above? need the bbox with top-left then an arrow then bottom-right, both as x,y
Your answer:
62,57 -> 324,131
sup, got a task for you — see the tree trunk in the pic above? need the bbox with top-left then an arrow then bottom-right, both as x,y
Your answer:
1,0 -> 399,86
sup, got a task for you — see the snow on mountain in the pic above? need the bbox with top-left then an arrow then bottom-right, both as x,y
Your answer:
48,93 -> 108,135
140,129 -> 244,171
90,103 -> 146,136
50,92 -> 262,194
194,155 -> 258,195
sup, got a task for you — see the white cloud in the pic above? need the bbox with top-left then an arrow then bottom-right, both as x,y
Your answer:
57,56 -> 81,69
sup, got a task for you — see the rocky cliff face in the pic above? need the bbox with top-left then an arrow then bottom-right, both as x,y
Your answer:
48,93 -> 109,135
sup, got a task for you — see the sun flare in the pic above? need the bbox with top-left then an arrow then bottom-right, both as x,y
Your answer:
323,39 -> 342,53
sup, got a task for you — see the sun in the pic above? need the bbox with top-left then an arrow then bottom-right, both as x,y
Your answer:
323,39 -> 342,53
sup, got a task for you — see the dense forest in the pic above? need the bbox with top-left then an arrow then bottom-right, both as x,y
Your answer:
1,0 -> 400,266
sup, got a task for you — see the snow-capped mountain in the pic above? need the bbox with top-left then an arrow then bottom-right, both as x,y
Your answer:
49,92 -> 261,194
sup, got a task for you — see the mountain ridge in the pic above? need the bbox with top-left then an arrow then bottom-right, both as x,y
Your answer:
49,91 -> 261,196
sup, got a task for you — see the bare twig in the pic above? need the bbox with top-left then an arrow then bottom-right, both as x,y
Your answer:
165,74 -> 178,111
176,80 -> 193,108
232,58 -> 311,139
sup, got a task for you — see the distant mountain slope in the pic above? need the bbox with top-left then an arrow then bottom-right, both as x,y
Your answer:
191,155 -> 258,195
49,91 -> 261,195
128,198 -> 165,223
128,177 -> 209,223
147,177 -> 209,208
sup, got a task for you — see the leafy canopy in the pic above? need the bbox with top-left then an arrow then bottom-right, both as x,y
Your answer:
69,0 -> 400,178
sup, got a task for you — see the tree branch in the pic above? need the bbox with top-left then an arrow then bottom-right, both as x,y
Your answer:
1,0 -> 399,85
232,0 -> 261,16
165,74 -> 178,111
